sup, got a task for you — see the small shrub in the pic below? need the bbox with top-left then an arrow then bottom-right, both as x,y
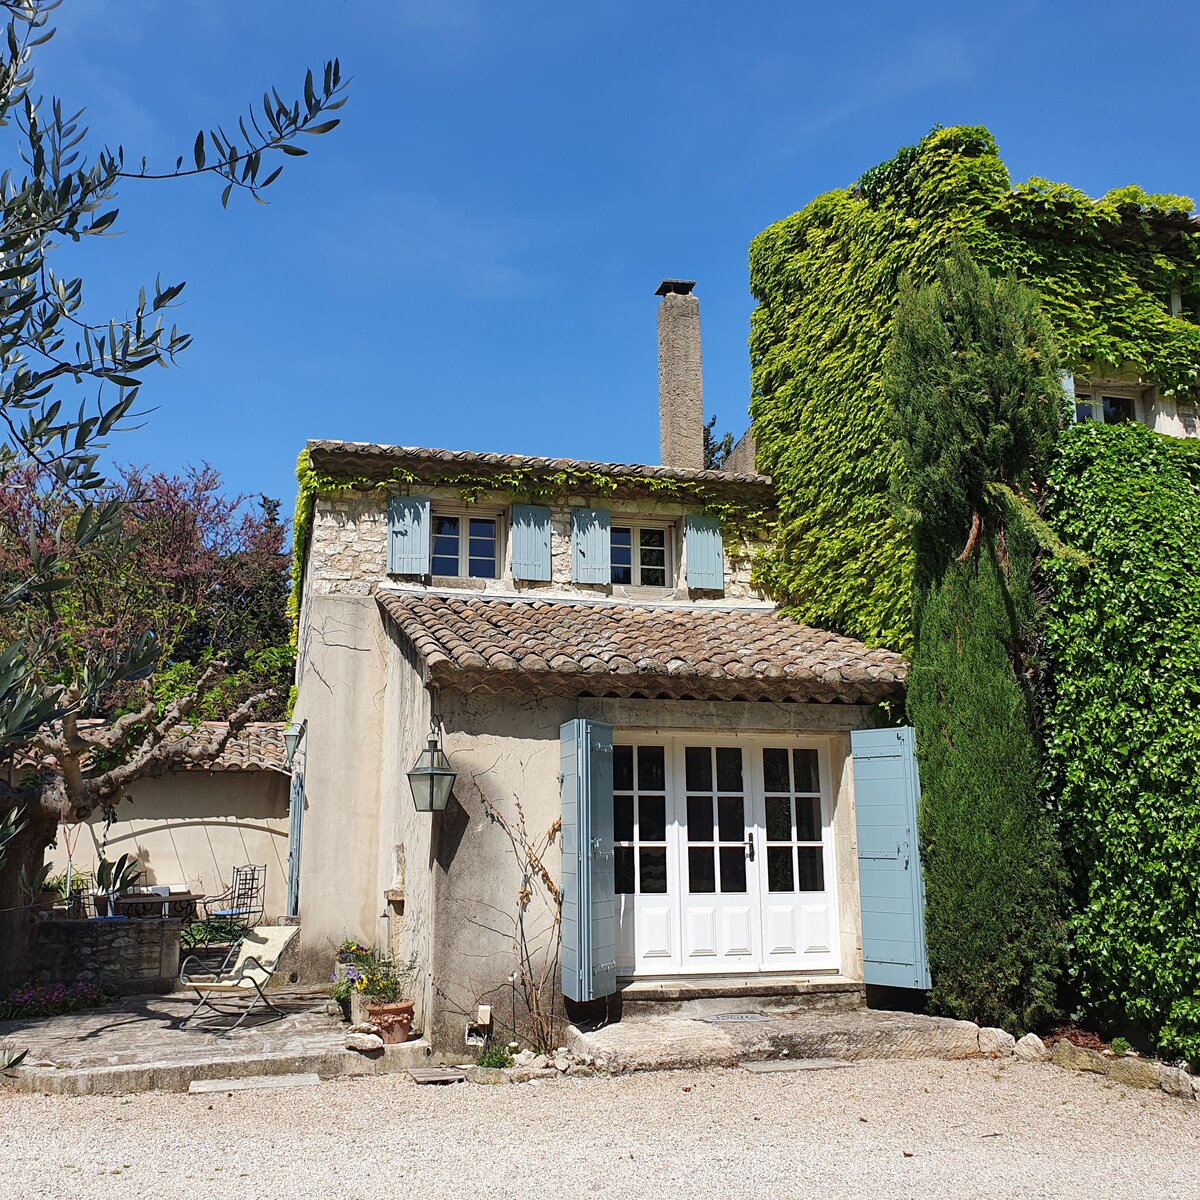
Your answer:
0,981 -> 115,1021
1110,1037 -> 1131,1058
476,1040 -> 514,1069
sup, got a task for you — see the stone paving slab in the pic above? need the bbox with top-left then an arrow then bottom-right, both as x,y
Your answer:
188,1072 -> 321,1093
569,1007 -> 984,1073
0,992 -> 431,1095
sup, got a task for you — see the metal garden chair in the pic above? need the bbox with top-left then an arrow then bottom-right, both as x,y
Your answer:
179,924 -> 299,1034
202,864 -> 266,931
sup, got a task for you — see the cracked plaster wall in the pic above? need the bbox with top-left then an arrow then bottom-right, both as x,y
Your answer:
292,592 -> 388,980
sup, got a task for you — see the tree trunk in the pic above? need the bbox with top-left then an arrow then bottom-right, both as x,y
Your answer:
0,810 -> 57,991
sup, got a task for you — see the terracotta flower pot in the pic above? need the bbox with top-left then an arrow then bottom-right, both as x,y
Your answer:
365,999 -> 415,1044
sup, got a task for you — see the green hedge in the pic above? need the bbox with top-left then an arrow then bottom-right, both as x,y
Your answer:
1044,422 -> 1200,1063
748,125 -> 1200,651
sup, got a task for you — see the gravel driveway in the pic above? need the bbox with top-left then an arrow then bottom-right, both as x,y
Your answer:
2,1058 -> 1197,1199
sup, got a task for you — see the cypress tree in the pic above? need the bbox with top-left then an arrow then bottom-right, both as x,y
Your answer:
888,245 -> 1068,1031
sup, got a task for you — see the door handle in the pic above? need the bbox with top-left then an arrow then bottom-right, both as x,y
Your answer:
747,832 -> 755,862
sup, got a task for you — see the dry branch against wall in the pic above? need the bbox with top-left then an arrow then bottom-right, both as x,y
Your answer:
476,787 -> 563,1054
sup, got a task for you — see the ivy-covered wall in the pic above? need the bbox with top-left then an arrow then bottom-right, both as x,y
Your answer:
748,124 -> 1200,650
1043,422 -> 1200,1063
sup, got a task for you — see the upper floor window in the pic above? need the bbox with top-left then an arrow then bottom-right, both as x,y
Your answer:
1075,387 -> 1141,426
612,523 -> 671,588
432,511 -> 499,579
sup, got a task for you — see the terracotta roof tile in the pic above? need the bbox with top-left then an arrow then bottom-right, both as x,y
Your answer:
376,591 -> 905,704
306,441 -> 773,500
8,721 -> 288,776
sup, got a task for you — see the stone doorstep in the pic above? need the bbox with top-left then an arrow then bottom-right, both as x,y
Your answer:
616,975 -> 863,1004
2,1038 -> 432,1097
568,1009 -> 984,1074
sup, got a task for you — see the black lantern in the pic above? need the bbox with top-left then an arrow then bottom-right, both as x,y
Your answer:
407,733 -> 456,813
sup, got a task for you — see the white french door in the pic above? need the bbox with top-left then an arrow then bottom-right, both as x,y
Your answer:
614,736 -> 839,976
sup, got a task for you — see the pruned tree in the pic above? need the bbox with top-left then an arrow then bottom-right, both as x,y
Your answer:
0,0 -> 345,984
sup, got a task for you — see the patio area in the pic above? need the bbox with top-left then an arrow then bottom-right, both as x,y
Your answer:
0,990 -> 430,1094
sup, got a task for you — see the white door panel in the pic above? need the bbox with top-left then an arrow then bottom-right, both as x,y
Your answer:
613,736 -> 840,976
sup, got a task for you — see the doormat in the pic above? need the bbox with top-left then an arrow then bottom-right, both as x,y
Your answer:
698,1012 -> 772,1024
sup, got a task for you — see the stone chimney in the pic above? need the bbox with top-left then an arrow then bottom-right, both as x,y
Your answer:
656,279 -> 704,470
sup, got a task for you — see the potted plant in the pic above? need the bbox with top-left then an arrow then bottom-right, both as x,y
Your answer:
19,863 -> 56,913
333,944 -> 417,1043
93,853 -> 143,918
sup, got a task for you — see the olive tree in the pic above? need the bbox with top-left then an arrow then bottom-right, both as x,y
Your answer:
0,0 -> 345,984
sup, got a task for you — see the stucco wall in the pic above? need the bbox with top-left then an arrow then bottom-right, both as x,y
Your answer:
47,771 -> 290,919
377,622 -> 438,1038
308,487 -> 768,606
293,591 -> 387,980
429,687 -> 575,1052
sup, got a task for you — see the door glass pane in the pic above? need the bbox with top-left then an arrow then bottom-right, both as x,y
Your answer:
637,746 -> 665,792
767,846 -> 794,893
719,846 -> 747,893
793,749 -> 820,794
717,796 -> 744,842
639,795 -> 666,842
765,796 -> 792,842
715,747 -> 743,792
614,794 -> 634,843
796,796 -> 821,843
615,846 -> 634,894
610,527 -> 632,585
687,847 -> 715,894
687,795 -> 713,841
613,745 -> 633,791
685,746 -> 712,791
763,748 -> 790,793
639,848 -> 668,894
797,847 -> 825,892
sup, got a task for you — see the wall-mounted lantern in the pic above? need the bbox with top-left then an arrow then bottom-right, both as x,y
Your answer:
283,719 -> 307,769
407,725 -> 456,813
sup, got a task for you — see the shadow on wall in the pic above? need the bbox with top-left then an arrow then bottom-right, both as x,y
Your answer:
49,770 -> 291,917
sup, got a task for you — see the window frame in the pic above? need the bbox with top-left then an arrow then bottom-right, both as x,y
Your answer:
610,520 -> 675,589
429,506 -> 504,581
1074,384 -> 1144,427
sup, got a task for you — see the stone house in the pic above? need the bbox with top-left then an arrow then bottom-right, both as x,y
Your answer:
290,282 -> 911,1051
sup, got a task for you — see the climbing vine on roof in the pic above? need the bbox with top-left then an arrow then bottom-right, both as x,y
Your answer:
749,124 -> 1200,650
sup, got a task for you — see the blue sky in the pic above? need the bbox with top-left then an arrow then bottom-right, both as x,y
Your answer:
31,0 -> 1200,512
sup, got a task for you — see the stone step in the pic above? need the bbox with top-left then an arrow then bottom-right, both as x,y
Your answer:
4,1038 -> 433,1096
614,976 -> 865,1021
569,1008 -> 983,1074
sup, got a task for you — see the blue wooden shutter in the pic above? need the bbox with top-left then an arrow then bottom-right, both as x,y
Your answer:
285,769 -> 304,918
511,504 -> 552,582
560,718 -> 617,1002
851,726 -> 931,990
684,514 -> 724,590
387,496 -> 430,575
571,508 -> 610,584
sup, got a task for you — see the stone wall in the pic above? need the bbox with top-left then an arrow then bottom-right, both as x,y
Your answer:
32,918 -> 181,995
309,487 -> 769,605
